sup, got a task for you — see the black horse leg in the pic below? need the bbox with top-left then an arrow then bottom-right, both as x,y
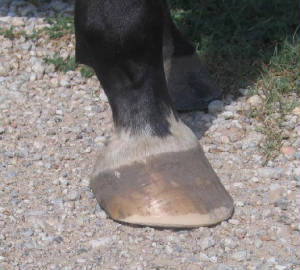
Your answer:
74,0 -> 233,227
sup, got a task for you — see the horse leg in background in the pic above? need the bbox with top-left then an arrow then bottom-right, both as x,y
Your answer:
162,0 -> 223,111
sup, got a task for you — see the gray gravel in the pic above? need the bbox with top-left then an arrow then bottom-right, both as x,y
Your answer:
0,1 -> 299,270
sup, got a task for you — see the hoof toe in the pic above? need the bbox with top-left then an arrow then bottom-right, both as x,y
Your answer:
90,147 -> 233,228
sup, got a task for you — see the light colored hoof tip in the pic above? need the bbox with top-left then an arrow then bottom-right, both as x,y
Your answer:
90,148 -> 234,228
120,206 -> 233,228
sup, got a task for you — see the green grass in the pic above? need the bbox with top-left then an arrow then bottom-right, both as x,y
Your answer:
44,53 -> 76,72
248,37 -> 300,161
168,0 -> 299,92
168,0 -> 299,161
0,16 -> 74,41
80,66 -> 95,78
43,53 -> 95,78
0,27 -> 15,39
44,16 -> 74,39
41,16 -> 95,77
0,26 -> 41,40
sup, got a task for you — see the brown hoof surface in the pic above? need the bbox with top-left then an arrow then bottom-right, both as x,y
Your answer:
90,147 -> 233,228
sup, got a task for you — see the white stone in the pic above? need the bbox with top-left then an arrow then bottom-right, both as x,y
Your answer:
275,265 -> 286,270
89,237 -> 112,248
60,79 -> 69,87
30,73 -> 37,81
251,177 -> 259,183
76,258 -> 87,264
199,253 -> 209,261
200,237 -> 215,250
239,88 -> 249,96
12,17 -> 25,26
247,95 -> 263,107
209,256 -> 218,263
223,111 -> 234,119
165,245 -> 173,254
269,183 -> 281,191
223,237 -> 237,249
258,168 -> 283,179
255,239 -> 263,248
208,100 -> 224,114
67,190 -> 81,201
99,91 -> 108,102
56,109 -> 63,116
2,39 -> 12,49
32,61 -> 45,76
267,257 -> 276,264
0,62 -> 10,76
0,16 -> 12,24
232,251 -> 247,261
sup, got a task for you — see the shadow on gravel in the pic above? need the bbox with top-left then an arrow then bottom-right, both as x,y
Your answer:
169,0 -> 299,97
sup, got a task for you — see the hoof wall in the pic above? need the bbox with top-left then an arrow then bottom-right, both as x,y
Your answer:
90,148 -> 233,228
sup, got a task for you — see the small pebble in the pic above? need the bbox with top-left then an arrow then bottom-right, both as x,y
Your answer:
280,146 -> 295,156
247,95 -> 263,106
255,239 -> 263,248
238,88 -> 249,96
53,236 -> 63,244
292,106 -> 300,116
232,251 -> 247,262
200,237 -> 215,250
89,237 -> 112,248
0,126 -> 5,134
251,177 -> 259,183
223,111 -> 234,119
208,100 -> 224,114
275,266 -> 286,270
258,167 -> 283,179
66,190 -> 81,201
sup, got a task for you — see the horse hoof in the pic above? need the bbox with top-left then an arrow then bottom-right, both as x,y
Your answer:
165,53 -> 223,112
90,146 -> 233,228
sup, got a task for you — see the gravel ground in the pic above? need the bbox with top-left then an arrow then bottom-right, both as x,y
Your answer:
0,1 -> 299,269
